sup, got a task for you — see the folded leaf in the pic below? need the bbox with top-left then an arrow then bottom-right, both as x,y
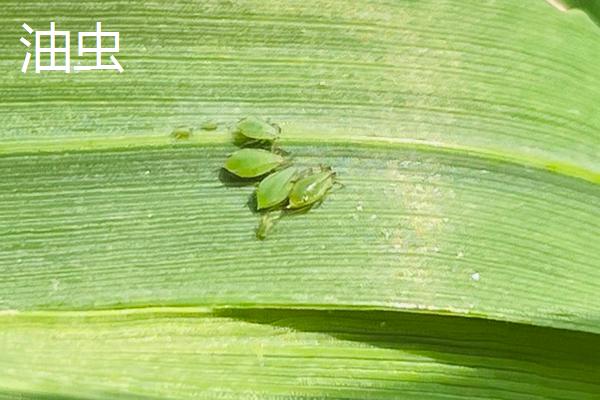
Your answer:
1,309 -> 599,399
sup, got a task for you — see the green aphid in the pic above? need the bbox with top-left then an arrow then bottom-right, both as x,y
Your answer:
232,116 -> 280,146
256,167 -> 299,210
201,121 -> 218,131
224,148 -> 285,178
256,211 -> 281,240
170,126 -> 192,140
288,167 -> 336,209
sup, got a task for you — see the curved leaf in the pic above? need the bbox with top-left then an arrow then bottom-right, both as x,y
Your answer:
0,309 -> 599,399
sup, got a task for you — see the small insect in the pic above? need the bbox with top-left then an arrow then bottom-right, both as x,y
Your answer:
288,167 -> 336,209
223,148 -> 286,178
201,121 -> 218,131
256,211 -> 282,240
232,116 -> 280,147
256,167 -> 299,210
170,126 -> 192,140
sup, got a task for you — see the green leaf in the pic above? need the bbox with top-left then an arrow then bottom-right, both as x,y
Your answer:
549,0 -> 600,25
1,309 -> 599,399
2,144 -> 599,333
0,0 -> 599,398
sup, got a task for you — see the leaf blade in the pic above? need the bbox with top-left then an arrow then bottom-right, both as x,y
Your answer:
1,144 -> 598,333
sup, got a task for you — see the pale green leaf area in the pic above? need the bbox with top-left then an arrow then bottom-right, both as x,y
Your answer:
0,309 -> 599,399
1,0 -> 599,398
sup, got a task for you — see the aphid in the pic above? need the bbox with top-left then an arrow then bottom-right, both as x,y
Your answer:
288,167 -> 336,209
256,167 -> 299,210
232,116 -> 280,147
201,121 -> 218,131
170,126 -> 192,140
223,148 -> 285,178
256,211 -> 281,240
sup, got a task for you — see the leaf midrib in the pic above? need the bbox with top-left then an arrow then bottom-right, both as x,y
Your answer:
1,134 -> 598,185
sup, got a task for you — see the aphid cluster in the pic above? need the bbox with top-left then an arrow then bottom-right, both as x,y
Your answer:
222,117 -> 338,240
170,120 -> 219,140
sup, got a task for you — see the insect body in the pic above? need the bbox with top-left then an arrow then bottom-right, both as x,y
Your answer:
219,116 -> 341,240
170,126 -> 192,140
232,116 -> 280,147
288,167 -> 336,209
223,148 -> 285,178
201,121 -> 218,131
256,167 -> 299,210
256,211 -> 282,240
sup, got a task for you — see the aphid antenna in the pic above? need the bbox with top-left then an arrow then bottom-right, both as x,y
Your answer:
265,119 -> 282,133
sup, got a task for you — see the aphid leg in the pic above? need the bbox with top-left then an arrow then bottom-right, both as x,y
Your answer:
272,144 -> 292,157
332,180 -> 345,191
310,198 -> 326,210
243,138 -> 261,147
